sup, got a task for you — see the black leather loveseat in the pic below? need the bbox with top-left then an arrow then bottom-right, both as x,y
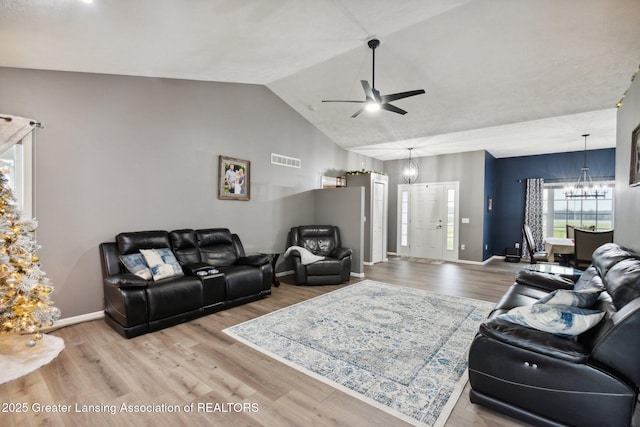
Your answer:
468,243 -> 640,426
99,228 -> 271,338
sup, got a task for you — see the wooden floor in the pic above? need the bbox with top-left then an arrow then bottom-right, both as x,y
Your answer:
0,257 -> 530,427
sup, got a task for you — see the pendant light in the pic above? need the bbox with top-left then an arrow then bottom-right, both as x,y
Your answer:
564,134 -> 606,199
403,147 -> 419,184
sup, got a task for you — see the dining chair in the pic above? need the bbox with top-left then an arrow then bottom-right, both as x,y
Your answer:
566,225 -> 575,239
522,224 -> 548,264
571,228 -> 614,269
567,224 -> 596,238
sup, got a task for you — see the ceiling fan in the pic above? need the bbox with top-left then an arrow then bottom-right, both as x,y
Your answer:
322,38 -> 426,118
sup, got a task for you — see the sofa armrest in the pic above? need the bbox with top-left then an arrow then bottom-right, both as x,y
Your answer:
480,318 -> 589,363
286,248 -> 301,258
181,262 -> 215,275
104,273 -> 149,289
237,254 -> 270,267
330,247 -> 352,260
515,270 -> 575,291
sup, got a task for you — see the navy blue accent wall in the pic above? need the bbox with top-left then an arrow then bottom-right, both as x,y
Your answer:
491,148 -> 615,257
484,151 -> 497,260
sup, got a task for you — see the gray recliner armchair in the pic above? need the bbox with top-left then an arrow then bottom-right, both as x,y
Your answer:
286,225 -> 352,285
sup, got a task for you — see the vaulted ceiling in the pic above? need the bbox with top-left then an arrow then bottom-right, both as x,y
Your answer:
2,0 -> 639,160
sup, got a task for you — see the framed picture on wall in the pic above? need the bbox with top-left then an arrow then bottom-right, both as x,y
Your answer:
631,123 -> 640,187
218,155 -> 250,200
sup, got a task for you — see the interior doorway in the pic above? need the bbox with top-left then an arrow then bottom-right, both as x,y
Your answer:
371,181 -> 385,263
397,182 -> 459,261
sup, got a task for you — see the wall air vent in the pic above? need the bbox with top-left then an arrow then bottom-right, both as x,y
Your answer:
271,153 -> 301,169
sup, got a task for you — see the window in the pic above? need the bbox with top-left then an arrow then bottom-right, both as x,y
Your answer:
542,183 -> 614,238
446,188 -> 455,250
400,190 -> 409,247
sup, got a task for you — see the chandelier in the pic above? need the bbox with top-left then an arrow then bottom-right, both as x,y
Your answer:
564,134 -> 606,199
403,147 -> 419,184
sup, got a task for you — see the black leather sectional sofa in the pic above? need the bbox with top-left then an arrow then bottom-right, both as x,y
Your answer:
99,228 -> 271,338
468,243 -> 640,426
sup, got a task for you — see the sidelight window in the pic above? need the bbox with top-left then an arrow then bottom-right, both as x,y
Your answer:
446,188 -> 455,251
400,190 -> 409,247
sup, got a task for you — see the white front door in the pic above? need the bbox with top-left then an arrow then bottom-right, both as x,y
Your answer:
410,184 -> 429,257
422,184 -> 444,259
397,182 -> 459,261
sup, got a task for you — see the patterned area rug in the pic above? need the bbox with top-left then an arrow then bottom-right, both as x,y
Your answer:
223,280 -> 494,426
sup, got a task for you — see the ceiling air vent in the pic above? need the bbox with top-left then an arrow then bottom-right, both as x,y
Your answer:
271,153 -> 301,169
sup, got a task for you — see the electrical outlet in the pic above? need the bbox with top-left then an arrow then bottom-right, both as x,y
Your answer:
515,242 -> 520,249
461,244 -> 465,250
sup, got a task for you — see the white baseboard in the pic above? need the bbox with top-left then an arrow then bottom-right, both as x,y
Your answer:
43,310 -> 104,332
453,258 -> 486,266
363,261 -> 374,266
454,255 -> 503,266
276,270 -> 293,278
487,255 -> 506,263
278,270 -> 365,279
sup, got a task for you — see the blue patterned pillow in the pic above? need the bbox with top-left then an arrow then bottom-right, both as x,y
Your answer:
498,304 -> 605,336
534,289 -> 600,308
119,253 -> 152,280
140,248 -> 184,281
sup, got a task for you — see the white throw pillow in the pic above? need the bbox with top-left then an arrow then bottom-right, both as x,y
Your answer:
140,248 -> 184,281
534,289 -> 600,308
498,304 -> 605,336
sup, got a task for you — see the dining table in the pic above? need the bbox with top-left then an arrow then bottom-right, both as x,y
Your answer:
544,237 -> 575,263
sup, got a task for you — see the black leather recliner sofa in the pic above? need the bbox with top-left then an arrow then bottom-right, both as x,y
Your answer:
468,243 -> 640,427
286,225 -> 352,285
99,228 -> 271,338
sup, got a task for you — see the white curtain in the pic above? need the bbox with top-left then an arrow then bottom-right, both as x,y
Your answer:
0,114 -> 40,218
522,178 -> 544,259
0,114 -> 39,153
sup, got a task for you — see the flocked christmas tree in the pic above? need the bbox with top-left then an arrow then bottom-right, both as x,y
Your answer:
0,171 -> 60,346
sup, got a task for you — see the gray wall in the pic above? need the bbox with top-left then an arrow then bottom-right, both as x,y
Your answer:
615,73 -> 640,252
314,187 -> 365,274
0,67 -> 381,319
384,150 -> 486,262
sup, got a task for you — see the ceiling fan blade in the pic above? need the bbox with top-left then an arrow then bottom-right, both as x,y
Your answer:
380,89 -> 426,104
322,100 -> 365,103
381,103 -> 407,115
350,108 -> 365,118
372,88 -> 382,103
360,80 -> 377,102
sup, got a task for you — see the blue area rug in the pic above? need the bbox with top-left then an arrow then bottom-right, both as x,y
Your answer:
223,280 -> 494,426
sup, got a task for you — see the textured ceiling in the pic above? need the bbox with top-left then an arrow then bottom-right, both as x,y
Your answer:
1,0 -> 639,160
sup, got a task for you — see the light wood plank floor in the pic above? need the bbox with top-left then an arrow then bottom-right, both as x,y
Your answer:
1,257 -> 530,426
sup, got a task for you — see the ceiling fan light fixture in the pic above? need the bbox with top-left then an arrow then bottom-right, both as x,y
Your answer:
321,38 -> 425,117
365,101 -> 380,112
